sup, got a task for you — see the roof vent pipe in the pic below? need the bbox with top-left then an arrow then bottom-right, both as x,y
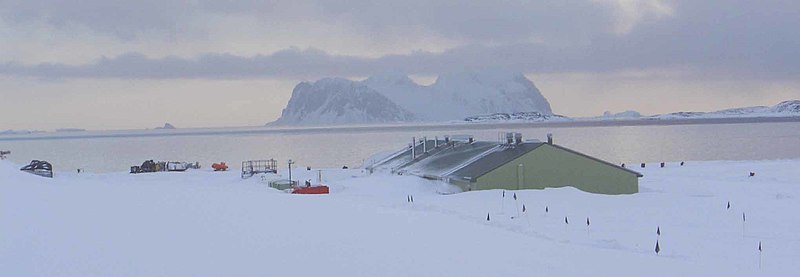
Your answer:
435,136 -> 438,148
547,133 -> 553,144
411,137 -> 416,160
423,136 -> 428,153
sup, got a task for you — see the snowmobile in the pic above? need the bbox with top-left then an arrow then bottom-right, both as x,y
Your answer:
20,160 -> 53,178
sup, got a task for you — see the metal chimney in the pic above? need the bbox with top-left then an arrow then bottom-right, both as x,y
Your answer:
411,137 -> 416,159
547,133 -> 553,144
434,136 -> 438,148
423,136 -> 427,153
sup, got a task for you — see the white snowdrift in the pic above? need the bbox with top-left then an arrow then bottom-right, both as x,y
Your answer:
2,159 -> 799,276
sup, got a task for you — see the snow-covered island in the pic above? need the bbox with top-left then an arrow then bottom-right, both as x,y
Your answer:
0,129 -> 45,135
2,158 -> 798,276
54,128 -> 87,132
270,69 -> 553,125
464,111 -> 570,122
600,110 -> 644,120
646,100 -> 800,120
466,100 -> 800,123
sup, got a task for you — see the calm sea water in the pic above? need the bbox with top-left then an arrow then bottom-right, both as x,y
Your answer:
2,122 -> 800,173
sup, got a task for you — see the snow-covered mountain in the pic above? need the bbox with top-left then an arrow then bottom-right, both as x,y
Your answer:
648,100 -> 800,120
271,78 -> 415,125
270,70 -> 552,125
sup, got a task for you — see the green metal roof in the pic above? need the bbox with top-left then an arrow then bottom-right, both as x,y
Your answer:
370,139 -> 642,181
448,143 -> 644,180
448,142 -> 545,180
401,141 -> 500,177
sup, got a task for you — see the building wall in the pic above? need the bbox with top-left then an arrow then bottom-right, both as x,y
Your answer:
471,144 -> 639,194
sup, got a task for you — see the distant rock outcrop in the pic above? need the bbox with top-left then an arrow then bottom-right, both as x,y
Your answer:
270,69 -> 553,125
769,100 -> 800,113
156,123 -> 176,130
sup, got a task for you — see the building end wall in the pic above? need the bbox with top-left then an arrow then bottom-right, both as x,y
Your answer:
472,144 -> 638,194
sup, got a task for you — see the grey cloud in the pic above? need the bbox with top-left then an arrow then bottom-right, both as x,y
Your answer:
1,0 -> 192,39
3,1 -> 797,48
586,0 -> 800,78
1,39 -> 797,80
308,0 -> 616,43
0,49 -> 366,79
1,0 -> 615,42
1,1 -> 798,80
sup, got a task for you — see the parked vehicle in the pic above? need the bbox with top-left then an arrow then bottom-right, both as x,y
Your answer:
166,162 -> 188,172
212,162 -> 229,171
131,160 -> 159,174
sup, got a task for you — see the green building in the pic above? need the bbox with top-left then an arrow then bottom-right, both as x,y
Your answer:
367,133 -> 641,195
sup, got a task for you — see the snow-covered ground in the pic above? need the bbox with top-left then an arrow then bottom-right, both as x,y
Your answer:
2,159 -> 798,276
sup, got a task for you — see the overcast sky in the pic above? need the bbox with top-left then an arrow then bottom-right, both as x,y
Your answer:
1,0 -> 799,130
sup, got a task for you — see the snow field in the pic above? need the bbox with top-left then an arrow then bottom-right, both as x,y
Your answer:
2,160 -> 798,276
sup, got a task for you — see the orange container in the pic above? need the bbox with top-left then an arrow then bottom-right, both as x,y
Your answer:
292,185 -> 330,194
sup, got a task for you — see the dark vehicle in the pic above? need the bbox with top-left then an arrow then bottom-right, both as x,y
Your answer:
131,160 -> 159,174
20,160 -> 53,178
